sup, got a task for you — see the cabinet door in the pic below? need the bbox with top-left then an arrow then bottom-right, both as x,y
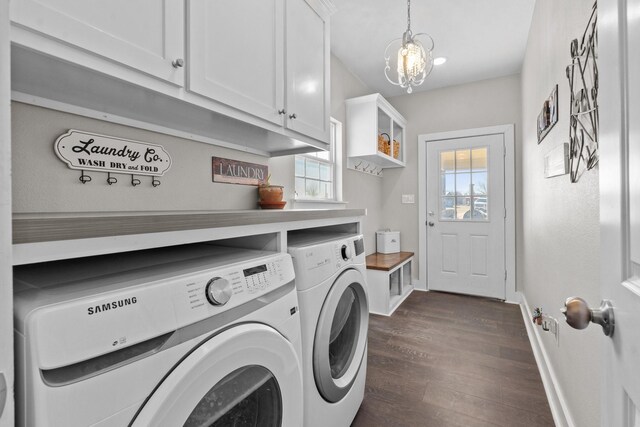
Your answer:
10,0 -> 184,85
285,0 -> 330,143
188,0 -> 285,126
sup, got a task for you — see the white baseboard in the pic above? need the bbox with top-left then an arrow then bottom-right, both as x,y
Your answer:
520,295 -> 575,427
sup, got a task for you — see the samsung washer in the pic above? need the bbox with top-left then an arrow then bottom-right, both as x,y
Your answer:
13,244 -> 303,427
287,233 -> 368,427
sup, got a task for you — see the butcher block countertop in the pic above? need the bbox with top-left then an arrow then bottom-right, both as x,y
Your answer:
12,209 -> 366,265
365,252 -> 414,271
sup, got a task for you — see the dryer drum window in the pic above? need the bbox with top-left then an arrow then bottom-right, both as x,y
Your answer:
184,365 -> 282,427
329,285 -> 361,379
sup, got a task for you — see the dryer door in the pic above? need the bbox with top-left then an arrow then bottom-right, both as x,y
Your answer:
313,268 -> 369,402
130,324 -> 302,427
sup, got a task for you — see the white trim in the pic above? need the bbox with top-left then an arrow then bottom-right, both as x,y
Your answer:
0,1 -> 14,424
520,294 -> 576,427
418,124 -> 516,299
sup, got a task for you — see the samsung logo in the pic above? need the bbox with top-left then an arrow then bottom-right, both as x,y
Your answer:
87,297 -> 137,315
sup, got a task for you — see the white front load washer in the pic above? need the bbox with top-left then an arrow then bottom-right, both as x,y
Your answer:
287,233 -> 368,427
13,244 -> 303,427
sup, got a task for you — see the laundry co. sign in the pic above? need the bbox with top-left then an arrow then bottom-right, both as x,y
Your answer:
55,130 -> 172,176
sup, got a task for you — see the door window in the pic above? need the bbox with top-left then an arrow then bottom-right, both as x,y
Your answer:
184,365 -> 282,427
439,147 -> 489,221
329,286 -> 361,379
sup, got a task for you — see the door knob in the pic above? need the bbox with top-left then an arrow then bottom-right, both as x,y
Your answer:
289,113 -> 297,120
171,58 -> 184,68
560,297 -> 614,337
428,222 -> 435,227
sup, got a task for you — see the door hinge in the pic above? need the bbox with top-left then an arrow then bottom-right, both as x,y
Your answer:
503,145 -> 506,157
504,208 -> 507,219
505,270 -> 507,281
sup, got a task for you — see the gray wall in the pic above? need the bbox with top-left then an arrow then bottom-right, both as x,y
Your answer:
386,75 -> 523,283
270,55 -> 384,253
520,0 -> 600,425
11,102 -> 267,212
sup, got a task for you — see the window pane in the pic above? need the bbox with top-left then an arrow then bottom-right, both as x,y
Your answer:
441,173 -> 456,196
455,149 -> 471,172
440,197 -> 456,220
456,196 -> 470,219
472,148 -> 488,171
306,180 -> 320,198
472,172 -> 488,195
295,157 -> 305,177
295,178 -> 305,197
456,173 -> 472,196
440,151 -> 455,173
306,160 -> 320,179
320,163 -> 331,181
472,197 -> 489,220
321,182 -> 332,199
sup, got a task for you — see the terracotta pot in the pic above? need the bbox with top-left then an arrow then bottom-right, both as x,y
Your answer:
258,185 -> 284,203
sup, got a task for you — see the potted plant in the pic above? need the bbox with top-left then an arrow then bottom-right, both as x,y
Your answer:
258,174 -> 286,208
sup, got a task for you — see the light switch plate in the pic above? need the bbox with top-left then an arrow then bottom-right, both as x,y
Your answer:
401,194 -> 415,204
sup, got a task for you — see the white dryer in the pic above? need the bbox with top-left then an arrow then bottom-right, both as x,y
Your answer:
287,233 -> 368,427
13,244 -> 303,427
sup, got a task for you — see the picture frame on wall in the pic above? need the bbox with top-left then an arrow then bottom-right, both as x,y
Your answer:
537,84 -> 558,144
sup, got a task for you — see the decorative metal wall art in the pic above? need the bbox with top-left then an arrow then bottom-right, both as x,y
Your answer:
55,129 -> 171,187
537,85 -> 559,143
566,2 -> 598,183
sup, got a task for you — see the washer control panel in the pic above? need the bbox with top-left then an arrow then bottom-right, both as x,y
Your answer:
178,252 -> 295,326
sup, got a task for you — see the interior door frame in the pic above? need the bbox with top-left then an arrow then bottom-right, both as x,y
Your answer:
417,124 -> 517,302
0,1 -> 14,425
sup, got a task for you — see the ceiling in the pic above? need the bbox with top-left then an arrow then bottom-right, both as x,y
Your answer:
330,0 -> 536,98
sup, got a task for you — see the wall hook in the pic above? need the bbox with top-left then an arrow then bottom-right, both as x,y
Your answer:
79,170 -> 92,184
152,176 -> 161,187
131,175 -> 141,187
106,172 -> 117,185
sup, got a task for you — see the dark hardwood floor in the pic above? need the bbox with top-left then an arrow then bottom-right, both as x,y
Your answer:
351,291 -> 554,427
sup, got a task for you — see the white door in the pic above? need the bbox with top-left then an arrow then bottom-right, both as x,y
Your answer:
285,0 -> 330,143
187,0 -> 286,126
131,324 -> 303,426
0,2 -> 13,426
426,134 -> 506,299
598,1 -> 640,424
10,0 -> 184,85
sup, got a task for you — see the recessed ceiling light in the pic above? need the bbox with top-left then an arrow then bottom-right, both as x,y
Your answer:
434,57 -> 447,66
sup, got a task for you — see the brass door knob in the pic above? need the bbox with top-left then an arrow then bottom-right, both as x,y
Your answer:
560,297 -> 614,337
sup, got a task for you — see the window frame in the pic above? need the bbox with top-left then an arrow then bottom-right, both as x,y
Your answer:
294,118 -> 343,202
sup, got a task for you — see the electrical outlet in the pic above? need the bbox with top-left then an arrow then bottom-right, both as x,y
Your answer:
401,194 -> 415,204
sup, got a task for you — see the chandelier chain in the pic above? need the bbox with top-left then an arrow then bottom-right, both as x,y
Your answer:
407,0 -> 411,32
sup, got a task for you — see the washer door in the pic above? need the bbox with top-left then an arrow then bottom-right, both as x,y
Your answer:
313,268 -> 369,403
130,324 -> 302,427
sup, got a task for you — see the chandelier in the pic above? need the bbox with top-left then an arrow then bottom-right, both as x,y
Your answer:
384,0 -> 434,94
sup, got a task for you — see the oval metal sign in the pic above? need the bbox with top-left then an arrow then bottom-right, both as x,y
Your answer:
54,130 -> 172,177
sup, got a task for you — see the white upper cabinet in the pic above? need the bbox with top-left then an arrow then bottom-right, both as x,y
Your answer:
9,0 -> 334,155
10,0 -> 185,85
285,0 -> 331,143
188,0 -> 285,126
188,0 -> 331,142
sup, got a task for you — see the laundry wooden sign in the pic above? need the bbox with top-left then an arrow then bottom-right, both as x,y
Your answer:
54,130 -> 172,176
212,157 -> 268,186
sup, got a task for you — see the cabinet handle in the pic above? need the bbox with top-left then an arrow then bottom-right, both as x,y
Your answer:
172,58 -> 184,68
289,113 -> 297,120
278,109 -> 286,115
